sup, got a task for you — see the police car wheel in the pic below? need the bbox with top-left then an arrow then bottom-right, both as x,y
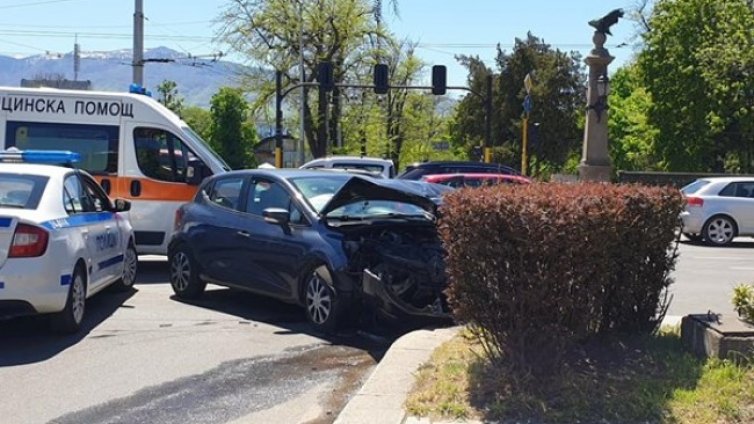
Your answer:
169,246 -> 205,299
112,242 -> 138,292
51,268 -> 86,334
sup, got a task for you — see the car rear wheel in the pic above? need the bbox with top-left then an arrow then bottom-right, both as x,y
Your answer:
303,268 -> 341,333
51,267 -> 86,334
112,242 -> 138,291
169,246 -> 206,299
703,216 -> 737,246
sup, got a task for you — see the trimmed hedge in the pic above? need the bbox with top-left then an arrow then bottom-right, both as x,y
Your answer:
438,183 -> 683,374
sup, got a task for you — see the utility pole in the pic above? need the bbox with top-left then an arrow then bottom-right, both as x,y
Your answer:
298,0 -> 306,166
73,34 -> 80,81
132,0 -> 144,86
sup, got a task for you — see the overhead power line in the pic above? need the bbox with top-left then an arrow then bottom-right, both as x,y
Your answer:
0,0 -> 80,10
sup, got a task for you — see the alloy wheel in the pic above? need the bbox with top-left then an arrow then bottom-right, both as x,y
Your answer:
707,218 -> 735,245
71,274 -> 85,325
306,273 -> 331,325
122,246 -> 138,287
171,252 -> 191,292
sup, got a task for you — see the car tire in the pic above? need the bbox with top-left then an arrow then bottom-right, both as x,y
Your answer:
112,242 -> 138,292
703,215 -> 737,246
169,245 -> 206,299
51,265 -> 86,334
302,267 -> 342,334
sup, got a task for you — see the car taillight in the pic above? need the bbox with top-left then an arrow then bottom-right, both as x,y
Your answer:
9,224 -> 49,258
686,197 -> 704,207
174,207 -> 184,231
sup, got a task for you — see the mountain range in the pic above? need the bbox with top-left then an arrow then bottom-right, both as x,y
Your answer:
0,47 -> 249,107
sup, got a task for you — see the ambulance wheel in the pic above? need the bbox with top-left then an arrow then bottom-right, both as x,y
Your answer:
51,265 -> 87,334
169,245 -> 206,299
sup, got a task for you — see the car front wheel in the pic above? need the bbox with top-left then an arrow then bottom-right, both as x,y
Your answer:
51,267 -> 86,333
703,216 -> 736,246
169,246 -> 206,299
303,269 -> 341,333
112,242 -> 138,291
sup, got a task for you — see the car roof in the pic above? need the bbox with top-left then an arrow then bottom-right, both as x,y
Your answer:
410,161 -> 512,167
0,163 -> 74,177
304,156 -> 393,165
695,176 -> 754,184
216,168 -> 354,180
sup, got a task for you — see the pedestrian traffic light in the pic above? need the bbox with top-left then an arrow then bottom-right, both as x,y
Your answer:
318,62 -> 334,92
431,65 -> 447,95
373,64 -> 389,94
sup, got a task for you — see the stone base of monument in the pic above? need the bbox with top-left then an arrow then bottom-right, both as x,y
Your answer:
681,314 -> 754,362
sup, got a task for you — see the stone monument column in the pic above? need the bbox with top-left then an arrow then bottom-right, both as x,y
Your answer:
578,31 -> 614,182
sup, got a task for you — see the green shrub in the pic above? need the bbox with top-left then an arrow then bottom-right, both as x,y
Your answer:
438,183 -> 683,375
732,284 -> 754,323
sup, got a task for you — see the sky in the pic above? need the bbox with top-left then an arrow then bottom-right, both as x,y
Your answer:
0,0 -> 642,87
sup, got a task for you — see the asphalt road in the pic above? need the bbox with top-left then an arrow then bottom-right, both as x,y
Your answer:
668,237 -> 754,317
0,239 -> 750,424
0,257 -> 391,424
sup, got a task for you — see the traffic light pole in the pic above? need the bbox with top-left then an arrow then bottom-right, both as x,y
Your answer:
274,71 -> 493,167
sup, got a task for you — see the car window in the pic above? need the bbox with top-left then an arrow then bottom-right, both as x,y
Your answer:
134,127 -> 199,183
682,179 -> 711,195
63,174 -> 97,214
208,177 -> 245,211
0,173 -> 48,210
246,179 -> 305,224
719,182 -> 754,198
80,175 -> 112,212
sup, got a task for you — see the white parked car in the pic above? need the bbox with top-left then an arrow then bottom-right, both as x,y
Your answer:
300,156 -> 396,178
680,177 -> 754,246
0,149 -> 137,332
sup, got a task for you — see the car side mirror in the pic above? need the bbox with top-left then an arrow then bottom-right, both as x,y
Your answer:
114,198 -> 131,212
186,159 -> 207,186
262,207 -> 290,226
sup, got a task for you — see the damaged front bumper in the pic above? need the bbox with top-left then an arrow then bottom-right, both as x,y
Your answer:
361,268 -> 452,325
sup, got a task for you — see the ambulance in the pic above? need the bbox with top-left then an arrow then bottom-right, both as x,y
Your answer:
0,86 -> 231,255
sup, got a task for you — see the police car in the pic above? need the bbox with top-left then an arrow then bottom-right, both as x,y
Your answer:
0,149 -> 137,333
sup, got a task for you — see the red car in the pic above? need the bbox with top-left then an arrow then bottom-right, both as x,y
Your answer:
420,173 -> 531,188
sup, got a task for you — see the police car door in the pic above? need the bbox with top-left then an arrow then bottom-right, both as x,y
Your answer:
62,173 -> 114,290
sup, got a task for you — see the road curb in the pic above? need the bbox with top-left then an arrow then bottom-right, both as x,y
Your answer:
333,326 -> 461,424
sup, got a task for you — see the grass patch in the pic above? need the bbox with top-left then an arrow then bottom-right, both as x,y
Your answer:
405,328 -> 754,423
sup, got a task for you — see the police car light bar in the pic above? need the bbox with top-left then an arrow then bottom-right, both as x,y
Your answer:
0,148 -> 81,164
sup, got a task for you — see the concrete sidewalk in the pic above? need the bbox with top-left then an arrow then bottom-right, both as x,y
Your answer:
334,315 -> 685,424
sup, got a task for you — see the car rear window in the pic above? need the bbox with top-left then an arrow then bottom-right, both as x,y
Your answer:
681,180 -> 710,195
0,173 -> 48,209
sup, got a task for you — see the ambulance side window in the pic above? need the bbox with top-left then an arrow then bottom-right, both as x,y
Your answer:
134,128 -> 199,183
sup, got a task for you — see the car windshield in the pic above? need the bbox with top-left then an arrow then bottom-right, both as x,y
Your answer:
181,126 -> 231,171
326,200 -> 430,220
290,175 -> 351,213
681,179 -> 710,195
0,173 -> 48,209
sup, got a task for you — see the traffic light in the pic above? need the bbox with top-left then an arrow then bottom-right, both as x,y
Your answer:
318,62 -> 334,92
431,65 -> 447,95
373,64 -> 389,94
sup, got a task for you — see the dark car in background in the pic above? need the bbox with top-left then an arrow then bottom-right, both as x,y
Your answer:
421,173 -> 531,188
168,170 -> 450,333
397,161 -> 520,180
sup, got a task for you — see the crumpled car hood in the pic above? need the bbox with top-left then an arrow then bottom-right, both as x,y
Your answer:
319,176 -> 438,216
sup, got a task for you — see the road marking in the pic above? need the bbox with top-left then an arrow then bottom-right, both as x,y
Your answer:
730,266 -> 754,271
685,256 -> 747,260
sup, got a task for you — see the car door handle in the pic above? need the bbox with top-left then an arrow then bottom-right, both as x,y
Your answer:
237,230 -> 250,238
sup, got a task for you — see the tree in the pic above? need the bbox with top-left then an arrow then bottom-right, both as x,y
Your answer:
218,0 -> 388,159
607,63 -> 660,171
639,0 -> 754,172
182,106 -> 212,141
451,33 -> 585,175
156,80 -> 184,115
209,87 -> 257,169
